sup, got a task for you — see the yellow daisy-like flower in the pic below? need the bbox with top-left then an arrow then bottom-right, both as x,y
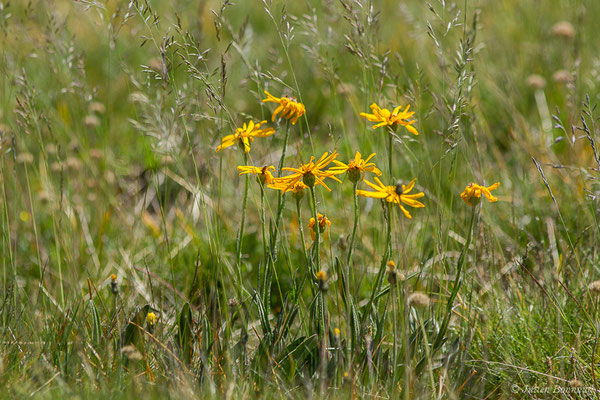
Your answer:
360,102 -> 419,135
356,177 -> 425,219
237,165 -> 276,185
262,91 -> 306,125
329,151 -> 382,183
273,151 -> 342,191
308,213 -> 331,241
268,180 -> 308,195
460,182 -> 500,206
216,120 -> 275,154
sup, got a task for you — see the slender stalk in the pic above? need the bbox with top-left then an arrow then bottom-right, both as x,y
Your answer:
259,184 -> 267,297
388,129 -> 394,179
344,181 -> 359,366
235,152 -> 249,292
295,197 -> 310,275
401,279 -> 410,400
260,184 -> 267,261
278,120 -> 291,175
346,181 -> 360,266
416,205 -> 477,374
415,310 -> 436,393
319,288 -> 328,395
391,282 -> 399,395
360,202 -> 392,329
269,121 -> 291,260
309,186 -> 321,273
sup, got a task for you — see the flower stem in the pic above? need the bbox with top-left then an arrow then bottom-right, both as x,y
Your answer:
388,129 -> 393,179
278,120 -> 291,175
260,184 -> 267,255
360,202 -> 392,330
269,121 -> 291,261
391,283 -> 399,394
346,181 -> 360,267
309,186 -> 321,274
344,181 -> 359,364
295,197 -> 311,275
235,152 -> 249,292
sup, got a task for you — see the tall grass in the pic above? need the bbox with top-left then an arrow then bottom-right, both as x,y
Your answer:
1,0 -> 600,398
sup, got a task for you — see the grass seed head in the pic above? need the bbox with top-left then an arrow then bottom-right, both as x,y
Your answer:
551,21 -> 575,39
408,292 -> 430,309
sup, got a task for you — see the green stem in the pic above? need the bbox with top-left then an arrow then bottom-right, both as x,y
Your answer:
344,181 -> 359,365
278,120 -> 291,175
346,181 -> 360,267
260,184 -> 267,261
388,129 -> 394,179
391,283 -> 399,394
401,280 -> 410,400
309,186 -> 321,274
319,289 -> 327,394
416,205 -> 477,374
235,152 -> 249,293
296,197 -> 311,275
360,202 -> 392,330
269,121 -> 290,261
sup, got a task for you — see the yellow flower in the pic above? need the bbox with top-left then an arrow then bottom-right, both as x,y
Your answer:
460,182 -> 500,206
216,120 -> 275,153
237,165 -> 276,185
315,270 -> 328,282
329,151 -> 382,183
356,177 -> 425,219
273,151 -> 342,191
268,180 -> 308,198
360,102 -> 419,135
147,312 -> 157,326
308,213 -> 331,240
262,91 -> 306,125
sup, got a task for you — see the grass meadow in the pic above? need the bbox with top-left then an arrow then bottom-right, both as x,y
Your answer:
1,0 -> 600,398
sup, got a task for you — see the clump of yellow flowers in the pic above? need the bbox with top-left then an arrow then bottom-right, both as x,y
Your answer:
216,85 -> 504,309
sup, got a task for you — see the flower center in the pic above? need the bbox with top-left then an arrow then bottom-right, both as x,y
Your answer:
302,171 -> 316,187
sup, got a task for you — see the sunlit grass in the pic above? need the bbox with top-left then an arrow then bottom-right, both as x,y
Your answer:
1,0 -> 600,398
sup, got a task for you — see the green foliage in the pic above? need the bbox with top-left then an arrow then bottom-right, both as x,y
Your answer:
1,0 -> 600,398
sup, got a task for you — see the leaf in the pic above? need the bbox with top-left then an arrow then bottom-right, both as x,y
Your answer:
176,303 -> 193,366
120,304 -> 150,350
86,299 -> 101,344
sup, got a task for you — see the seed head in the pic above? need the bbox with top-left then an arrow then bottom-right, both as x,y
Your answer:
568,379 -> 583,388
110,274 -> 119,295
408,292 -> 430,309
552,69 -> 571,84
551,21 -> 575,39
526,74 -> 546,90
386,260 -> 405,286
588,280 -> 600,294
316,270 -> 328,292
